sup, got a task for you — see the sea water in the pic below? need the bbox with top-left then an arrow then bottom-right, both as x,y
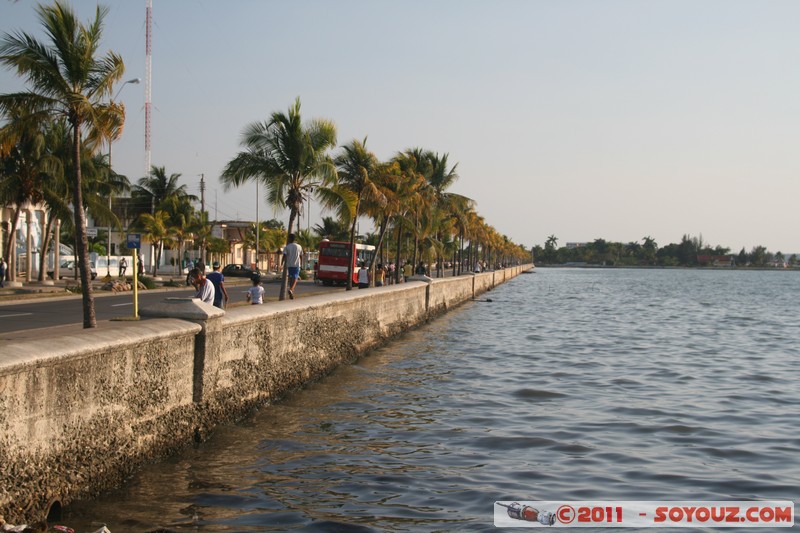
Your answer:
66,268 -> 800,531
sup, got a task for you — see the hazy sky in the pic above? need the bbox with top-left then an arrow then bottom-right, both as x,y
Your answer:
2,0 -> 799,253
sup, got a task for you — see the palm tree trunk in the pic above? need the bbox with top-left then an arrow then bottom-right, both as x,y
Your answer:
72,120 -> 96,328
368,215 -> 391,287
346,198 -> 360,291
394,221 -> 403,284
38,212 -> 55,282
4,205 -> 21,282
279,209 -> 298,301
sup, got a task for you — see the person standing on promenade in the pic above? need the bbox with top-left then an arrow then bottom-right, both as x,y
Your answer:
375,263 -> 385,287
246,275 -> 264,304
357,261 -> 370,289
282,233 -> 303,299
402,261 -> 413,282
206,261 -> 229,309
415,260 -> 426,276
189,267 -> 215,305
0,257 -> 5,288
137,256 -> 144,277
119,257 -> 127,277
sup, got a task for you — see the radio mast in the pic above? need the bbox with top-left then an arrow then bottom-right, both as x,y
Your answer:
144,0 -> 152,177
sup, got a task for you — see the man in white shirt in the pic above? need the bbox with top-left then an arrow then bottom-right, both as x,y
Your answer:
282,233 -> 303,299
188,267 -> 215,305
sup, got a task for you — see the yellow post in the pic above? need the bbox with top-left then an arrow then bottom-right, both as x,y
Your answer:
133,248 -> 139,318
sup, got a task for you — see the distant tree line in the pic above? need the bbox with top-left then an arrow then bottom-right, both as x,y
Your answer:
533,234 -> 797,268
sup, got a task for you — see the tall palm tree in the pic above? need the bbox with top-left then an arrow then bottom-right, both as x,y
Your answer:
334,138 -> 381,289
313,216 -> 349,242
163,195 -> 196,275
221,97 -> 340,300
132,166 -> 195,272
139,210 -> 172,277
394,148 -> 434,268
0,1 -> 125,327
362,159 -> 403,278
426,151 -> 469,277
132,165 -> 196,216
0,108 -> 48,282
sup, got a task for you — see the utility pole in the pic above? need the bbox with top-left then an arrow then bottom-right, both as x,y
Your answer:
199,173 -> 206,262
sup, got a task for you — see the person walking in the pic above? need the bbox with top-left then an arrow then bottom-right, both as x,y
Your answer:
137,256 -> 144,277
118,257 -> 127,277
282,233 -> 303,299
357,261 -> 370,289
206,261 -> 229,309
188,267 -> 215,305
246,275 -> 264,305
0,257 -> 5,288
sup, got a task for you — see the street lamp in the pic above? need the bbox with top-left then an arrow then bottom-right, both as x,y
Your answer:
106,77 -> 141,278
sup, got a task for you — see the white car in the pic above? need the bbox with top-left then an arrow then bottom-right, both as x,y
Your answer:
48,260 -> 98,280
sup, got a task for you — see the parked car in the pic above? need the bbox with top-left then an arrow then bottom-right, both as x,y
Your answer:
48,260 -> 97,280
221,264 -> 261,278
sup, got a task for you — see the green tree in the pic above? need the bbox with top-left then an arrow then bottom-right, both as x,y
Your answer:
313,215 -> 349,241
221,97 -> 340,300
132,165 -> 196,216
0,106 -> 48,281
334,138 -> 381,289
139,210 -> 172,276
0,2 -> 125,327
132,166 -> 194,272
426,151 -> 468,277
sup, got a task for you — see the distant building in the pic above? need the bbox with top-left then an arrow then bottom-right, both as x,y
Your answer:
565,242 -> 586,250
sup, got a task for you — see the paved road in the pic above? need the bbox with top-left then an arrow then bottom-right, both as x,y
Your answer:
0,279 -> 346,336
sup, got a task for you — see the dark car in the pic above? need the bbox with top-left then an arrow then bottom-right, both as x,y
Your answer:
221,264 -> 261,278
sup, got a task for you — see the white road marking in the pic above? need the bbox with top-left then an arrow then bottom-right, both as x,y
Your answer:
0,313 -> 33,318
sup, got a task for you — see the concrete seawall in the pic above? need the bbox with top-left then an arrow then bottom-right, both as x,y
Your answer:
0,265 -> 531,522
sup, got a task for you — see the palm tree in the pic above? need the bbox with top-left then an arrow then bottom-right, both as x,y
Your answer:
163,195 -> 196,275
362,159 -> 403,278
221,97 -> 339,300
425,151 -> 469,277
0,2 -> 125,327
334,138 -> 381,289
313,216 -> 349,241
0,107 -> 48,282
139,210 -> 172,277
394,148 -> 434,268
132,166 -> 195,272
132,166 -> 196,217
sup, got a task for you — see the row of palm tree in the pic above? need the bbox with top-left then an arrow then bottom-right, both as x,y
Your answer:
1,2 -> 529,327
220,97 -> 530,299
0,2 -> 125,328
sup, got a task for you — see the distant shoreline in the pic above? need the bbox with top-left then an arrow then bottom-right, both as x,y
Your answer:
535,264 -> 799,272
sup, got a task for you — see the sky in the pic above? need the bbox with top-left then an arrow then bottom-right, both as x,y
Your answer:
1,0 -> 799,254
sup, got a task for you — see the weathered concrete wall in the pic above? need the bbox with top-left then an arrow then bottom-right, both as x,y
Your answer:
0,265 -> 530,522
0,320 -> 201,521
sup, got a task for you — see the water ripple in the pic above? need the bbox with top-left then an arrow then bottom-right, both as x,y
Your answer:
65,269 -> 800,531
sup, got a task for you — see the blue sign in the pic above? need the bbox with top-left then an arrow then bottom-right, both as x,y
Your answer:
126,233 -> 141,249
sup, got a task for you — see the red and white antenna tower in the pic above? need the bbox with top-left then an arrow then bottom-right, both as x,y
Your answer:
144,0 -> 152,176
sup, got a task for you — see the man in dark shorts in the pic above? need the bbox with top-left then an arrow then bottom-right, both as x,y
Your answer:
282,233 -> 303,299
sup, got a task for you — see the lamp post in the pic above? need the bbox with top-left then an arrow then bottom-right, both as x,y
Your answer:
107,77 -> 141,278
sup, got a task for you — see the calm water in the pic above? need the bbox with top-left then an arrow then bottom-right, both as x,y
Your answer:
66,268 -> 800,531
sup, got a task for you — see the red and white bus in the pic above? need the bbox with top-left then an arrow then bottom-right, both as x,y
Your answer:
316,240 -> 376,286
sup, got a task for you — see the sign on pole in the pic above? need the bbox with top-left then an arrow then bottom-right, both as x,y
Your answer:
126,233 -> 141,249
